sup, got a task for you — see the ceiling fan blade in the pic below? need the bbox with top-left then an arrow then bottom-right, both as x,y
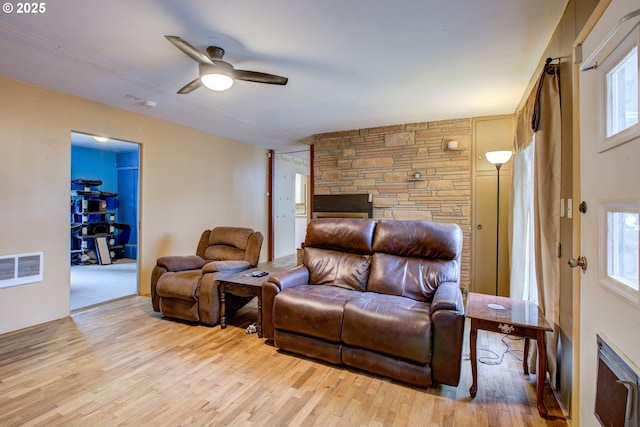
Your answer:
165,35 -> 213,65
234,70 -> 288,85
177,77 -> 202,94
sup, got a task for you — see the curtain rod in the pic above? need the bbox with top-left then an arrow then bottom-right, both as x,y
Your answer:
544,57 -> 561,75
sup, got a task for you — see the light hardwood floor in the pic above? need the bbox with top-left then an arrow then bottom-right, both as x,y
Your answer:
0,296 -> 568,426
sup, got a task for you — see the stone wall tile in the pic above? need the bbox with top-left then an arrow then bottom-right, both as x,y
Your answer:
384,131 -> 415,147
351,157 -> 395,169
313,118 -> 472,289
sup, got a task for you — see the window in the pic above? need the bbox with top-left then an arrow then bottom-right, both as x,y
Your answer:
606,46 -> 638,137
598,24 -> 639,151
600,200 -> 640,305
607,211 -> 639,288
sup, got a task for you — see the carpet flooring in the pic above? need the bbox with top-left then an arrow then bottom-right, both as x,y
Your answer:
70,259 -> 137,311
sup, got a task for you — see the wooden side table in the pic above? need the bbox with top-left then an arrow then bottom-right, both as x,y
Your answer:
466,292 -> 553,418
219,272 -> 265,336
218,256 -> 297,337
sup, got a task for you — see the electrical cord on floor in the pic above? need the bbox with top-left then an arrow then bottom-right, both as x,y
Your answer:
462,334 -> 525,366
479,334 -> 524,365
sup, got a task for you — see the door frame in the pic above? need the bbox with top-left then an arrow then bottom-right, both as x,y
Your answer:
570,1 -> 612,424
70,131 -> 141,306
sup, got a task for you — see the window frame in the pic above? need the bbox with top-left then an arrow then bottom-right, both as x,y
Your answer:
597,23 -> 639,152
599,199 -> 640,306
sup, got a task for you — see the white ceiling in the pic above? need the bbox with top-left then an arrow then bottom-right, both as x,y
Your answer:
0,1 -> 567,154
71,132 -> 140,153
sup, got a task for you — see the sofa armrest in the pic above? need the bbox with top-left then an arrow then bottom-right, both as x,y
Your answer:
267,265 -> 310,290
431,281 -> 464,313
262,265 -> 310,340
156,255 -> 205,272
430,281 -> 465,386
202,260 -> 250,274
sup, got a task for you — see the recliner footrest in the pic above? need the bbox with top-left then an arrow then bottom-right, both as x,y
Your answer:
156,270 -> 202,301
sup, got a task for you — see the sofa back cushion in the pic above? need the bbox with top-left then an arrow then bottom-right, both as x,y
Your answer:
304,218 -> 376,254
303,218 -> 376,291
304,247 -> 371,291
368,220 -> 462,301
203,227 -> 253,262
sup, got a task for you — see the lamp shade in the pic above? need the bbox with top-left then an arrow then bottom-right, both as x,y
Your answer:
199,63 -> 234,91
485,150 -> 513,165
201,73 -> 234,91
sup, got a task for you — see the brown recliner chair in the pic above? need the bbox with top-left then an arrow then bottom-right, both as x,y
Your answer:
151,226 -> 263,325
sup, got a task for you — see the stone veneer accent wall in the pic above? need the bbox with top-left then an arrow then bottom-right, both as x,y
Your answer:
313,119 -> 472,289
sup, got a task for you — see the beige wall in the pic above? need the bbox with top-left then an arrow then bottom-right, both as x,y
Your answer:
0,76 -> 269,335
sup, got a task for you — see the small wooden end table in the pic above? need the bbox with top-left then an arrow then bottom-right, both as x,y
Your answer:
218,256 -> 297,338
466,292 -> 553,418
219,269 -> 266,336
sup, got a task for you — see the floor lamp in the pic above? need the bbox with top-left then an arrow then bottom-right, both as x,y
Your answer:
485,150 -> 512,296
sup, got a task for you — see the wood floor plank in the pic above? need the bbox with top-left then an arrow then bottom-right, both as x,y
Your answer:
0,296 -> 568,426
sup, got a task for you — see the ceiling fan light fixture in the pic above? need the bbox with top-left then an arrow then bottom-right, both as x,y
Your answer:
200,73 -> 234,91
198,63 -> 234,91
168,37 -> 288,94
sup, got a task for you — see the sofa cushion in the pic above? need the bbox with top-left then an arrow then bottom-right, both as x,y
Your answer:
372,220 -> 462,260
304,247 -> 371,291
368,253 -> 459,302
209,226 -> 253,249
203,245 -> 246,262
156,270 -> 202,301
342,292 -> 432,364
273,285 -> 357,342
367,220 -> 462,301
304,218 -> 376,254
202,227 -> 254,261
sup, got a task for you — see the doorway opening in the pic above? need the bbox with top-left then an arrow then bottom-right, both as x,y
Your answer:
70,132 -> 139,310
272,152 -> 310,259
294,173 -> 309,250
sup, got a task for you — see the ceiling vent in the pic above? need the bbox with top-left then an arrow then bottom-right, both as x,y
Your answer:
0,252 -> 43,289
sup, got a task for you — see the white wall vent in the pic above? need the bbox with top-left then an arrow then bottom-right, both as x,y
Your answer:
0,252 -> 44,289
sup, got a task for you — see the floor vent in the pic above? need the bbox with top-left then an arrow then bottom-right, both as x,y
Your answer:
0,252 -> 43,289
595,335 -> 639,427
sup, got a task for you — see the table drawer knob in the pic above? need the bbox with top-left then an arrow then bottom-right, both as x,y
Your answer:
498,323 -> 514,334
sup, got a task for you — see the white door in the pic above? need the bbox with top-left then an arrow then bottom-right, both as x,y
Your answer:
273,154 -> 310,259
578,0 -> 640,425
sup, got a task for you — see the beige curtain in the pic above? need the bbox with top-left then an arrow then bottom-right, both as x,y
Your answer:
512,61 -> 561,388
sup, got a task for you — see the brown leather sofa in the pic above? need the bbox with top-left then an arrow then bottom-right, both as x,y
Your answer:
262,218 -> 465,387
151,226 -> 263,325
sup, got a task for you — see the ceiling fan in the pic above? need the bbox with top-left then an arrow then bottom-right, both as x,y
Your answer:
165,35 -> 288,94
